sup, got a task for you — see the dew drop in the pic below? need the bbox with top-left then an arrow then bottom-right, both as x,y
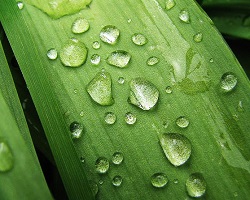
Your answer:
112,175 -> 123,187
100,25 -> 120,45
89,180 -> 99,196
237,101 -> 244,112
163,120 -> 170,129
47,48 -> 58,60
165,0 -> 175,10
80,156 -> 85,163
0,141 -> 14,172
104,112 -> 117,125
106,50 -> 131,68
71,18 -> 89,34
151,173 -> 168,188
70,121 -> 83,139
131,33 -> 148,46
59,39 -> 88,67
79,111 -> 84,117
176,116 -> 189,128
165,86 -> 173,94
193,32 -> 203,43
160,133 -> 191,166
112,152 -> 124,165
87,71 -> 114,106
73,89 -> 78,94
95,157 -> 109,174
99,179 -> 104,185
220,72 -> 237,92
90,54 -> 101,65
125,112 -> 137,125
118,77 -> 125,85
127,19 -> 132,23
242,15 -> 250,27
186,173 -> 206,198
179,10 -> 190,23
92,41 -> 101,49
233,191 -> 238,197
128,78 -> 159,110
17,1 -> 24,10
209,58 -> 214,63
173,179 -> 179,184
147,56 -> 159,66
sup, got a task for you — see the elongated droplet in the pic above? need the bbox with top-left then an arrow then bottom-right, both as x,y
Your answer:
90,54 -> 101,65
47,48 -> 58,60
193,32 -> 203,43
100,25 -> 120,44
112,152 -> 124,165
125,112 -> 136,125
179,10 -> 190,23
95,157 -> 109,174
17,1 -> 24,9
89,180 -> 99,196
151,173 -> 168,188
160,133 -> 191,166
176,116 -> 189,128
0,141 -> 14,172
70,121 -> 83,139
60,39 -> 88,67
112,175 -> 123,187
186,173 -> 206,197
72,18 -> 90,34
128,78 -> 159,110
106,50 -> 131,68
132,33 -> 148,46
118,77 -> 125,84
104,112 -> 116,125
87,71 -> 114,106
165,0 -> 175,10
237,101 -> 244,112
220,72 -> 237,92
147,56 -> 159,66
92,41 -> 101,49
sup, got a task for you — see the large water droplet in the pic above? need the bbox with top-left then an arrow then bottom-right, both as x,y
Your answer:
87,71 -> 114,106
95,157 -> 109,174
104,112 -> 116,125
112,152 -> 124,165
17,1 -> 24,10
112,175 -> 123,187
160,133 -> 191,166
100,25 -> 120,45
92,41 -> 101,49
151,173 -> 168,188
59,39 -> 88,67
128,78 -> 159,110
186,173 -> 206,197
176,116 -> 189,128
165,0 -> 175,10
47,48 -> 58,60
71,18 -> 90,34
0,141 -> 14,172
179,10 -> 190,23
70,121 -> 83,139
118,77 -> 125,85
90,54 -> 101,65
220,72 -> 237,92
106,50 -> 131,68
125,112 -> 137,125
132,33 -> 148,46
147,56 -> 159,66
193,32 -> 203,43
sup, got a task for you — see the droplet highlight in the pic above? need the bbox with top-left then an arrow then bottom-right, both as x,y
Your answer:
147,56 -> 159,66
104,112 -> 117,125
186,173 -> 206,198
132,33 -> 148,46
47,48 -> 58,60
220,72 -> 237,92
193,32 -> 203,43
70,121 -> 83,139
90,54 -> 101,65
165,0 -> 175,10
125,112 -> 137,125
151,173 -> 168,188
71,18 -> 90,34
176,116 -> 189,128
112,152 -> 124,165
100,25 -> 120,45
0,141 -> 14,172
95,157 -> 109,174
179,10 -> 190,23
112,175 -> 123,187
106,50 -> 131,68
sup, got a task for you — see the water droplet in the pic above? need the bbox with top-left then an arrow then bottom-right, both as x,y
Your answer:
163,120 -> 170,129
95,157 -> 109,174
59,39 -> 88,67
132,33 -> 148,46
0,141 -> 14,172
128,78 -> 159,110
173,179 -> 179,184
179,10 -> 190,23
125,112 -> 137,125
209,58 -> 214,63
147,56 -> 159,66
87,71 -> 114,106
127,19 -> 132,23
186,173 -> 206,198
193,32 -> 203,43
73,89 -> 78,94
47,48 -> 58,60
118,77 -> 125,84
89,180 -> 99,196
92,41 -> 101,49
71,18 -> 89,34
176,116 -> 189,128
106,50 -> 131,68
104,112 -> 117,125
165,0 -> 175,10
160,133 -> 191,166
242,15 -> 250,27
112,175 -> 123,187
112,152 -> 124,165
17,1 -> 24,10
237,101 -> 244,112
90,54 -> 101,65
151,173 -> 168,188
70,121 -> 83,139
80,157 -> 85,163
100,25 -> 120,45
220,72 -> 237,92
99,179 -> 104,185
79,111 -> 84,117
165,86 -> 173,94
233,191 -> 238,197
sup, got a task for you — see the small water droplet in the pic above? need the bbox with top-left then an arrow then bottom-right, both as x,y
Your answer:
59,39 -> 88,67
128,78 -> 159,110
99,179 -> 104,185
89,180 -> 99,196
80,157 -> 85,163
100,25 -> 120,45
165,86 -> 173,94
118,77 -> 125,84
193,32 -> 203,43
104,112 -> 116,125
17,1 -> 24,10
90,54 -> 101,65
173,179 -> 179,184
71,18 -> 89,34
127,19 -> 132,23
70,121 -> 83,139
242,15 -> 250,27
95,157 -> 109,174
233,191 -> 238,197
112,175 -> 123,187
106,50 -> 131,68
209,58 -> 214,63
73,89 -> 78,94
147,56 -> 159,66
179,10 -> 190,23
112,152 -> 124,165
125,112 -> 137,125
47,48 -> 58,60
220,72 -> 237,92
237,101 -> 244,112
132,33 -> 148,46
0,141 -> 14,172
79,111 -> 84,117
92,41 -> 101,49
186,173 -> 206,198
151,173 -> 168,188
165,0 -> 175,10
160,133 -> 192,166
163,120 -> 170,129
87,71 -> 114,106
176,116 -> 189,128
